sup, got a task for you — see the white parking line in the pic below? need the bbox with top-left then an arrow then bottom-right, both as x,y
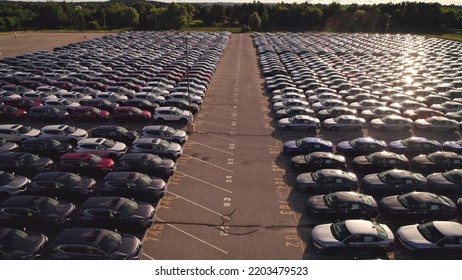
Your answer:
183,153 -> 235,173
175,171 -> 233,193
156,217 -> 228,255
142,252 -> 155,260
196,130 -> 236,142
168,190 -> 224,216
202,104 -> 236,112
203,111 -> 237,121
198,120 -> 237,130
188,140 -> 235,155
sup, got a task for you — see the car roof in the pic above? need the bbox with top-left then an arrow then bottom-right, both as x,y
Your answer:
333,192 -> 367,203
78,138 -> 106,144
59,153 -> 93,160
345,220 -> 381,236
119,153 -> 153,160
103,171 -> 139,181
432,221 -> 462,237
32,171 -> 71,181
133,138 -> 161,144
81,196 -> 125,209
41,124 -> 70,130
406,192 -> 449,204
319,169 -> 352,178
0,124 -> 23,129
142,125 -> 166,131
1,195 -> 46,208
300,137 -> 332,145
54,228 -> 106,246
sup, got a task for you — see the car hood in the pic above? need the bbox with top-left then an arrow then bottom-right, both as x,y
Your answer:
370,119 -> 385,125
427,173 -> 450,185
296,173 -> 314,184
306,195 -> 329,210
161,158 -> 175,169
49,202 -> 75,218
114,235 -> 142,259
352,156 -> 369,166
25,129 -> 40,137
167,142 -> 182,152
323,118 -> 336,126
363,174 -> 386,186
398,224 -> 431,246
388,140 -> 406,149
0,176 -> 30,193
412,155 -> 432,165
0,142 -> 19,152
11,233 -> 47,259
380,195 -> 406,210
336,141 -> 353,151
112,142 -> 128,151
174,130 -> 187,138
291,155 -> 306,165
278,118 -> 291,125
311,224 -> 336,243
97,158 -> 115,168
133,204 -> 155,220
73,129 -> 88,138
283,140 -> 298,150
149,178 -> 166,190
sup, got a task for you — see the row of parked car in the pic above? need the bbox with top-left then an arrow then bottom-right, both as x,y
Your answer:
255,32 -> 462,258
0,31 -> 230,259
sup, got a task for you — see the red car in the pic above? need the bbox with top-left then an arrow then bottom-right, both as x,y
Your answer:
57,153 -> 114,177
0,105 -> 27,121
4,98 -> 42,110
112,106 -> 151,123
70,106 -> 110,122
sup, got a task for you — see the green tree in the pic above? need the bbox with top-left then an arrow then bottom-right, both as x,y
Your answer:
248,11 -> 261,31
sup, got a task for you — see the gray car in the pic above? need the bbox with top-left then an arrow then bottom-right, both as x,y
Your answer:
397,221 -> 462,257
141,125 -> 188,144
0,171 -> 30,196
370,115 -> 413,131
278,115 -> 320,131
0,124 -> 40,143
323,115 -> 366,131
414,116 -> 459,132
129,138 -> 183,159
311,219 -> 394,254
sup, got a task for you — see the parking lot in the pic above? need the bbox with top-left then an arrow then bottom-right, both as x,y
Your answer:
1,32 -> 462,260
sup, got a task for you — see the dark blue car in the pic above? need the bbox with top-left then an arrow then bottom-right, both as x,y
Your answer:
442,140 -> 462,153
388,137 -> 441,157
283,137 -> 333,156
336,137 -> 387,157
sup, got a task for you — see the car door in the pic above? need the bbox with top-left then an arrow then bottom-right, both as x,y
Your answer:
436,236 -> 462,255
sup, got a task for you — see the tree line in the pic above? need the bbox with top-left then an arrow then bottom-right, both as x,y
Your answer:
1,1 -> 462,33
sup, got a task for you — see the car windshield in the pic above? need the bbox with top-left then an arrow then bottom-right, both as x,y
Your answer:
21,154 -> 40,165
47,140 -> 62,148
426,153 -> 448,164
442,170 -> 462,184
311,170 -> 324,182
377,171 -> 398,184
323,193 -> 339,208
118,199 -> 138,216
135,173 -> 152,187
159,139 -> 170,149
102,139 -> 116,148
374,223 -> 388,239
303,154 -> 313,162
165,127 -> 177,135
365,154 -> 378,163
63,126 -> 77,134
62,99 -> 72,105
34,197 -> 59,214
0,172 -> 15,185
57,172 -> 81,186
86,154 -> 103,165
97,231 -> 122,253
397,193 -> 419,208
401,138 -> 416,147
417,222 -> 445,243
348,139 -> 360,148
330,221 -> 351,241
115,127 -> 128,134
131,107 -> 142,114
0,229 -> 29,252
16,126 -> 32,134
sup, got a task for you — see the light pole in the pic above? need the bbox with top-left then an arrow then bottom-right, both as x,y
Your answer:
185,35 -> 194,134
76,5 -> 87,38
103,9 -> 108,36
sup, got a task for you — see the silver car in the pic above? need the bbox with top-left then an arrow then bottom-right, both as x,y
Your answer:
0,124 -> 40,142
414,116 -> 459,132
397,221 -> 462,256
323,115 -> 366,131
370,115 -> 413,131
278,115 -> 320,131
311,219 -> 394,254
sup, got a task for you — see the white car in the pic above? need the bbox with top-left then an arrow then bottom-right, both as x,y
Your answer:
272,92 -> 306,103
153,107 -> 194,124
172,86 -> 205,97
39,124 -> 88,145
44,98 -> 80,111
0,124 -> 40,142
133,92 -> 165,105
22,91 -> 58,100
96,92 -> 129,103
75,138 -> 127,159
278,115 -> 320,131
167,92 -> 203,105
58,92 -> 93,102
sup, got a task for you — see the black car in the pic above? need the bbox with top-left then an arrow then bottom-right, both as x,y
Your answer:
91,125 -> 139,145
101,172 -> 166,202
412,152 -> 462,175
79,197 -> 156,232
28,106 -> 69,122
388,137 -> 442,157
0,227 -> 48,259
295,169 -> 358,193
163,99 -> 200,114
120,99 -> 159,114
20,138 -> 73,159
305,191 -> 378,219
0,195 -> 76,228
336,137 -> 388,157
283,137 -> 333,155
427,169 -> 462,194
79,98 -> 119,113
352,151 -> 410,174
0,152 -> 54,176
0,170 -> 30,197
362,169 -> 428,195
47,228 -> 142,260
291,152 -> 346,172
114,153 -> 175,179
28,172 -> 96,201
380,192 -> 457,220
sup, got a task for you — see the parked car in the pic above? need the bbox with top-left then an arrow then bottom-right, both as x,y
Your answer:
4,98 -> 42,111
316,106 -> 357,121
396,221 -> 462,257
414,116 -> 459,132
283,137 -> 333,155
0,124 -> 40,143
79,197 -> 156,232
153,107 -> 193,124
0,227 -> 48,259
114,153 -> 175,179
79,98 -> 119,113
323,115 -> 366,131
412,151 -> 462,174
295,169 -> 358,193
47,228 -> 142,260
43,98 -> 80,112
362,169 -> 428,195
311,220 -> 394,254
291,152 -> 346,172
306,191 -> 378,219
370,115 -> 413,131
20,138 -> 73,159
402,108 -> 444,121
28,106 -> 69,122
442,140 -> 462,153
70,106 -> 110,123
91,125 -> 139,145
112,106 -> 152,123
0,152 -> 54,176
278,115 -> 320,131
359,106 -> 401,122
336,137 -> 387,157
129,138 -> 183,160
0,138 -> 18,152
75,138 -> 127,160
140,125 -> 188,144
0,195 -> 75,228
0,105 -> 27,121
101,172 -> 166,202
380,191 -> 457,220
163,99 -> 200,114
0,171 -> 30,197
352,151 -> 410,174
39,125 -> 88,146
388,137 -> 442,157
427,169 -> 462,194
275,106 -> 314,119
120,99 -> 159,114
57,153 -> 114,177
